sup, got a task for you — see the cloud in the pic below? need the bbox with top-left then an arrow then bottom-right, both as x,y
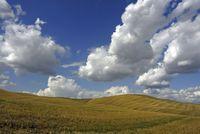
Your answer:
0,0 -> 14,19
163,16 -> 200,74
79,0 -> 173,81
0,20 -> 66,75
79,46 -> 135,81
37,75 -> 104,98
14,5 -> 26,16
35,75 -> 200,103
79,0 -> 200,87
36,75 -> 131,98
79,0 -> 200,84
171,0 -> 200,21
37,75 -> 82,98
62,61 -> 84,68
0,1 -> 67,75
104,86 -> 130,96
1,0 -> 200,101
76,50 -> 81,54
138,14 -> 200,88
143,87 -> 200,103
136,64 -> 170,88
0,73 -> 15,87
137,0 -> 200,88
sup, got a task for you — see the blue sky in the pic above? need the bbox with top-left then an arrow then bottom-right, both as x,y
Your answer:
1,0 -> 200,101
6,0 -> 138,92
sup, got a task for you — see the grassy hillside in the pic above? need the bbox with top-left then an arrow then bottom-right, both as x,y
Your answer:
0,89 -> 200,134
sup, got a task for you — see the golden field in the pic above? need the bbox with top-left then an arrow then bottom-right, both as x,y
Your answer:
0,89 -> 200,134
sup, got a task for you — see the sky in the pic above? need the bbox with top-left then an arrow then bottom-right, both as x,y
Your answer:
0,0 -> 200,103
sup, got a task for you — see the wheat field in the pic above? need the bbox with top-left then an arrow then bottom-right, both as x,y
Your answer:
0,89 -> 200,134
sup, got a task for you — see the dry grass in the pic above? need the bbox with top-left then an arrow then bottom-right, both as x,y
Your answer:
0,89 -> 200,133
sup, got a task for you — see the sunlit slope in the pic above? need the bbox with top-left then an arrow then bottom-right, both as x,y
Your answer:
88,94 -> 200,116
0,89 -> 200,133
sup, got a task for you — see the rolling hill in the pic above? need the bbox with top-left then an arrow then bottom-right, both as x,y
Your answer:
0,89 -> 200,133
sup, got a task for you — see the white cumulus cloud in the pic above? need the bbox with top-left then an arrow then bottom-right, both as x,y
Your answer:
136,64 -> 170,88
0,20 -> 66,75
0,0 -> 67,75
138,14 -> 200,88
79,0 -> 173,81
36,75 -> 131,98
143,87 -> 200,103
0,0 -> 14,19
104,86 -> 130,96
37,75 -> 82,98
79,46 -> 135,81
79,0 -> 200,86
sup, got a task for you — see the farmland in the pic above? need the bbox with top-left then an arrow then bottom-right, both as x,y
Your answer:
0,89 -> 200,133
